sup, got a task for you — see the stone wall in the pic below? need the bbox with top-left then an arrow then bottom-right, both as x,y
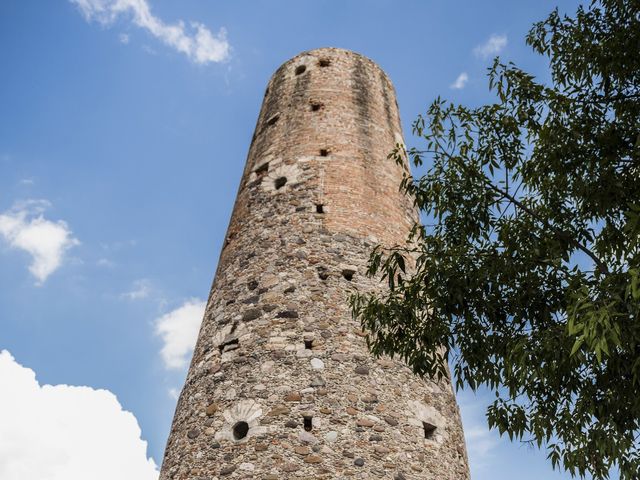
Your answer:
159,47 -> 470,480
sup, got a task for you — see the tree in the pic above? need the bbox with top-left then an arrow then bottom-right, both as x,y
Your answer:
350,1 -> 640,478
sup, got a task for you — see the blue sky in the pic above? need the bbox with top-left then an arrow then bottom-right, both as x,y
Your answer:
0,1 -> 583,478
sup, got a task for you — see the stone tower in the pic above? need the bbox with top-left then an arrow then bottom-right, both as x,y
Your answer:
160,48 -> 470,479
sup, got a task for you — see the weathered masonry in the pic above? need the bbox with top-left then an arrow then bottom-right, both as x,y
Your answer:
160,48 -> 470,479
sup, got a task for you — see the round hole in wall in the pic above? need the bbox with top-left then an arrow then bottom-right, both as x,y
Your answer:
274,176 -> 287,190
233,421 -> 250,440
295,65 -> 306,75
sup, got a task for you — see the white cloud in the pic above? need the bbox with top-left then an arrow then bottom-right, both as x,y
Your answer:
0,350 -> 158,480
0,200 -> 80,285
154,298 -> 205,370
70,0 -> 230,64
168,388 -> 179,400
450,72 -> 469,90
119,32 -> 130,44
122,278 -> 152,300
474,34 -> 507,59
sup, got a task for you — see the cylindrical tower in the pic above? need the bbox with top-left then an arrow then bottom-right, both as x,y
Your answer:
160,48 -> 469,479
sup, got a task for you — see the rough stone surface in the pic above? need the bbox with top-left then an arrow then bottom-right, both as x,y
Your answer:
159,47 -> 470,480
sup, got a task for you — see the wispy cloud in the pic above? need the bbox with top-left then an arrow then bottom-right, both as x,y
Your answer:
0,350 -> 158,480
450,72 -> 469,90
458,389 -> 502,474
474,34 -> 507,59
97,257 -> 115,268
121,278 -> 152,300
119,32 -> 130,44
0,200 -> 79,285
154,298 -> 205,370
70,0 -> 230,64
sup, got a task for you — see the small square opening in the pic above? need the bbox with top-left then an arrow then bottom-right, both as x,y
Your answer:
316,204 -> 324,214
255,162 -> 269,176
342,269 -> 355,281
423,421 -> 437,440
319,149 -> 329,157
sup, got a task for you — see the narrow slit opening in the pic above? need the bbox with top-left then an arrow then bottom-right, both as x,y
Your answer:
295,65 -> 306,75
422,422 -> 437,440
303,416 -> 313,431
266,113 -> 279,126
274,177 -> 287,190
233,421 -> 249,440
316,204 -> 324,214
218,337 -> 239,353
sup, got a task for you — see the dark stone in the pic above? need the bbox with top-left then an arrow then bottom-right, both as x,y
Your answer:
247,280 -> 258,290
384,416 -> 399,426
242,308 -> 261,321
284,286 -> 296,293
262,304 -> 277,312
317,266 -> 329,280
354,458 -> 365,467
220,465 -> 236,475
312,444 -> 321,452
276,310 -> 299,318
394,473 -> 407,480
285,420 -> 298,428
354,365 -> 370,375
369,434 -> 383,442
223,453 -> 234,461
187,428 -> 200,439
342,450 -> 354,458
242,295 -> 260,304
211,441 -> 221,449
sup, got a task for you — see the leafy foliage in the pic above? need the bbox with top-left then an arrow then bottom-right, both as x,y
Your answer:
351,1 -> 640,477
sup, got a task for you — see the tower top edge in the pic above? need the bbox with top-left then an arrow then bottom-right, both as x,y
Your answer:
271,47 -> 397,91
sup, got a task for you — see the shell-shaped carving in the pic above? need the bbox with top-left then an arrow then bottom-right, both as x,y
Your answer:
215,399 -> 266,443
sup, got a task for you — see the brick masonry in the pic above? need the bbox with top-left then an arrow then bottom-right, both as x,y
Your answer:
159,47 -> 470,479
